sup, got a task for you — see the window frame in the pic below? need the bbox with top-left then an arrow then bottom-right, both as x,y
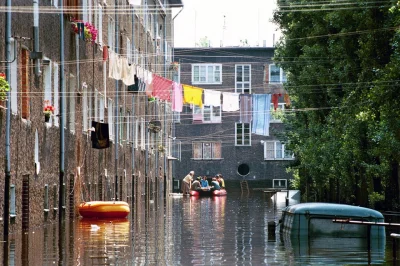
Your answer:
235,123 -> 251,146
192,141 -> 222,160
264,141 -> 294,160
270,103 -> 286,123
191,64 -> 222,85
273,179 -> 287,189
192,105 -> 221,124
269,64 -> 287,84
235,64 -> 251,94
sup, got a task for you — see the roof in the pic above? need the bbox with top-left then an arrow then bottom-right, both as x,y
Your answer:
169,0 -> 183,7
284,202 -> 384,219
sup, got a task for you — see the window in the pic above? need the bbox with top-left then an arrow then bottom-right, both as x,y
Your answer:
235,64 -> 251,93
10,185 -> 16,217
10,38 -> 17,114
269,64 -> 287,84
127,37 -> 132,64
69,74 -> 76,133
134,118 -> 139,149
43,59 -> 52,123
82,0 -> 88,22
44,184 -> 49,211
235,123 -> 251,146
108,99 -> 113,140
173,111 -> 181,123
140,117 -> 145,150
192,64 -> 222,84
270,103 -> 286,123
273,179 -> 287,189
82,82 -> 88,132
193,105 -> 221,123
21,49 -> 30,120
53,62 -> 59,126
108,16 -> 115,52
264,141 -> 294,160
95,4 -> 103,45
192,142 -> 222,160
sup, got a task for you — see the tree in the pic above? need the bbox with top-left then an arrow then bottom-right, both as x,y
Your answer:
273,0 -> 399,208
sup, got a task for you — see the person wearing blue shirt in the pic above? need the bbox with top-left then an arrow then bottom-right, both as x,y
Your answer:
200,176 -> 209,188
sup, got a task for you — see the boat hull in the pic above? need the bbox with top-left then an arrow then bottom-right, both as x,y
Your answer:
190,189 -> 227,197
78,201 -> 130,219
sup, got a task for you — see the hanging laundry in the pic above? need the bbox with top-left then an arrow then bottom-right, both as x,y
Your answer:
222,92 -> 240,112
120,57 -> 129,82
127,74 -> 139,93
152,74 -> 173,101
91,121 -> 110,149
204,90 -> 221,107
172,82 -> 183,112
122,63 -> 137,86
284,93 -> 291,107
103,45 -> 108,61
183,85 -> 203,107
108,51 -> 122,80
272,94 -> 280,110
252,94 -> 271,136
240,94 -> 252,123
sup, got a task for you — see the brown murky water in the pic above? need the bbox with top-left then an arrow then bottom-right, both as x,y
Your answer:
2,191 -> 397,265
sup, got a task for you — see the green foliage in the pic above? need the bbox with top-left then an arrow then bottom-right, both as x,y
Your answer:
196,36 -> 210,47
273,0 -> 400,208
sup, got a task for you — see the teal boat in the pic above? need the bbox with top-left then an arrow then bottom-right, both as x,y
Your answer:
279,202 -> 386,263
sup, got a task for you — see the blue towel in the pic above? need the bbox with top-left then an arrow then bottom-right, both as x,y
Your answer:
252,94 -> 271,136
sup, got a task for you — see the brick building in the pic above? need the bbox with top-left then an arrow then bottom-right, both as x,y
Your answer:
173,47 -> 293,190
0,0 -> 182,236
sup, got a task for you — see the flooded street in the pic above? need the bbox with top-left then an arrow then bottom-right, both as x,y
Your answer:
3,191 -> 397,265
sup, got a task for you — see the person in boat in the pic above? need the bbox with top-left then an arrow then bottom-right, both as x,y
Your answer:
217,174 -> 225,189
182,171 -> 194,195
210,177 -> 221,191
191,176 -> 202,191
200,176 -> 209,188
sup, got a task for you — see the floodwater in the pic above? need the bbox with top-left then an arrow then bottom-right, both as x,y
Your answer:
3,191 -> 399,265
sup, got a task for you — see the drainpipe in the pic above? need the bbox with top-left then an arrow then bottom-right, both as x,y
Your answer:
33,0 -> 40,76
59,0 -> 65,222
115,0 -> 119,201
131,5 -> 135,201
163,15 -> 167,196
154,7 -> 158,190
3,0 -> 11,249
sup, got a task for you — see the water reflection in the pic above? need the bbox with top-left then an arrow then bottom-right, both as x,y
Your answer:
76,219 -> 130,265
3,192 -> 398,265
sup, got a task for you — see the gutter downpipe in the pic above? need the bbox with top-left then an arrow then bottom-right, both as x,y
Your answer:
4,0 -> 11,258
115,0 -> 120,200
59,0 -> 65,222
33,0 -> 40,76
163,11 -> 167,198
170,4 -> 183,192
131,4 -> 135,203
154,5 -> 159,200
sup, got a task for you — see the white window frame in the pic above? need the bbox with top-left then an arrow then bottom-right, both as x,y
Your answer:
192,64 -> 222,84
96,4 -> 103,45
10,185 -> 16,217
108,98 -> 113,140
134,118 -> 139,149
52,0 -> 58,8
192,105 -> 221,123
273,179 -> 287,189
126,110 -> 130,143
235,64 -> 251,94
108,16 -> 115,52
140,117 -> 145,150
127,37 -> 132,63
173,111 -> 181,123
53,62 -> 59,127
264,141 -> 294,160
10,38 -> 18,115
82,0 -> 88,22
192,141 -> 222,160
44,184 -> 49,212
270,103 -> 286,123
269,64 -> 287,84
99,93 -> 105,122
82,82 -> 88,132
235,123 -> 251,146
69,74 -> 76,133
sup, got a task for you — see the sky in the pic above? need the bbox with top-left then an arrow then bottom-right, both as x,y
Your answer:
173,0 -> 281,48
